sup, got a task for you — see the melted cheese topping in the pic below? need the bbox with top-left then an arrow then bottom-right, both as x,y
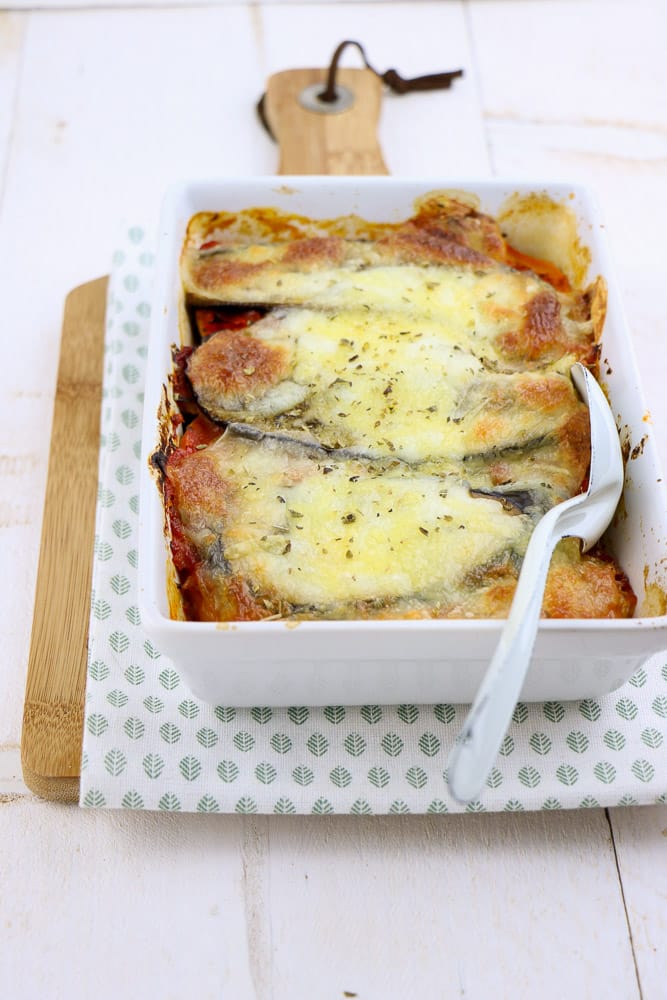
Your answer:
188,289 -> 585,464
185,251 -> 538,320
172,431 -> 531,610
160,199 -> 635,622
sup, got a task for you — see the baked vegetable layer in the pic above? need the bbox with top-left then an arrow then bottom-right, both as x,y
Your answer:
155,194 -> 635,622
163,427 -> 634,622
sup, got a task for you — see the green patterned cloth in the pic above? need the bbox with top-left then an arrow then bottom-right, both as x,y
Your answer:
80,229 -> 667,814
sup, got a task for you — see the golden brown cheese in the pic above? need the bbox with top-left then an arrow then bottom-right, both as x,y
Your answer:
186,307 -> 587,463
182,246 -> 594,361
156,195 -> 635,623
166,430 -> 531,616
164,429 -> 634,622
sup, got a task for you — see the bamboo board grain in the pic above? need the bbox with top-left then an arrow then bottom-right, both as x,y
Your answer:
264,67 -> 387,175
20,66 -> 386,802
21,277 -> 108,802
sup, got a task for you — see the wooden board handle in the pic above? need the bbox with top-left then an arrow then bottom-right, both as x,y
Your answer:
264,68 -> 388,175
21,277 -> 108,802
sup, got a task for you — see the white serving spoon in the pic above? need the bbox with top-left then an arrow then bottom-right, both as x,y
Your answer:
447,363 -> 624,804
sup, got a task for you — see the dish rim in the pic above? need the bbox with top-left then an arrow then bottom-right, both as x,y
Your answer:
138,174 -> 667,641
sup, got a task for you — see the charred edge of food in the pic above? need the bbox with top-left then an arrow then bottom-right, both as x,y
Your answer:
463,433 -> 551,462
150,449 -> 169,476
468,486 -> 550,516
186,393 -> 309,433
188,393 -> 230,429
170,344 -> 200,423
460,549 -> 523,588
150,384 -> 179,476
224,421 -> 398,464
221,424 -> 568,490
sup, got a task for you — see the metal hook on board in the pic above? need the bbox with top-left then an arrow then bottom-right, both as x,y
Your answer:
256,39 -> 464,140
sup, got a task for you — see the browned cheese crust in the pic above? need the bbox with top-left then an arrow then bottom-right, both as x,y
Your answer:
154,195 -> 635,622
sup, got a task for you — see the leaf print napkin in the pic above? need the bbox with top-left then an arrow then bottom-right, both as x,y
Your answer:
80,228 -> 667,814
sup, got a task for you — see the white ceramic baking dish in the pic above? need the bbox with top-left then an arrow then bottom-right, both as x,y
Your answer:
138,177 -> 667,706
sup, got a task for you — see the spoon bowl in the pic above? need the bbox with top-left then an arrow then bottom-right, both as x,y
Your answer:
447,363 -> 624,804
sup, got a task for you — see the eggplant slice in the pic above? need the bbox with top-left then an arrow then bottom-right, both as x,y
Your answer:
158,198 -> 635,622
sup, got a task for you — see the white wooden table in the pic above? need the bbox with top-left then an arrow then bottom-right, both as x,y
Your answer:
1,2 -> 666,996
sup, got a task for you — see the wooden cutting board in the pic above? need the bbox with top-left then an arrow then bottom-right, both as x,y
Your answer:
21,277 -> 108,802
20,68 -> 386,801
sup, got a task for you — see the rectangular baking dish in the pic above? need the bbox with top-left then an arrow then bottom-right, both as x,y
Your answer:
138,177 -> 667,706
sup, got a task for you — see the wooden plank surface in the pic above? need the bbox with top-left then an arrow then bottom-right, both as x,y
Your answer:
21,278 -> 107,802
0,804 -> 644,1000
609,805 -> 667,998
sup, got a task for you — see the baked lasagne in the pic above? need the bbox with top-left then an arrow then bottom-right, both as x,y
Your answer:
153,194 -> 636,622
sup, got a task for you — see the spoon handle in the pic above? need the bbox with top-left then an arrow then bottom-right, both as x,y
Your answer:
447,511 -> 561,803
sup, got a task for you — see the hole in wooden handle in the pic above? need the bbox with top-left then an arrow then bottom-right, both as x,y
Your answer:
298,83 -> 355,115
